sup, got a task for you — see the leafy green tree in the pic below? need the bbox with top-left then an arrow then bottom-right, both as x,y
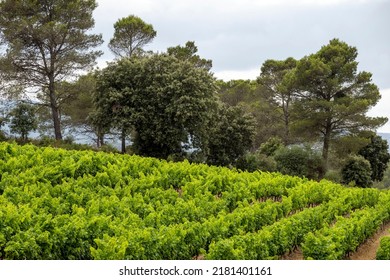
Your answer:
108,15 -> 156,58
0,0 -> 103,140
206,103 -> 256,166
341,155 -> 373,188
167,41 -> 212,70
108,15 -> 156,152
359,135 -> 390,182
8,103 -> 37,142
257,58 -> 297,143
293,39 -> 387,176
94,54 -> 218,159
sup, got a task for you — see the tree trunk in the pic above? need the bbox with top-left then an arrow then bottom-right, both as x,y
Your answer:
49,77 -> 62,140
282,96 -> 290,144
321,120 -> 332,178
98,130 -> 104,148
50,106 -> 62,140
121,129 -> 126,154
98,135 -> 104,148
49,98 -> 62,140
283,110 -> 290,144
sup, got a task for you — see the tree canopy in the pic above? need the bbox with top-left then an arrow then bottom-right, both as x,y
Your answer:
94,53 -> 218,159
257,57 -> 297,143
108,15 -> 156,58
167,41 -> 212,70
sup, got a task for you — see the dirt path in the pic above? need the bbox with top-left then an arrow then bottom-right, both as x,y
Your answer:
281,247 -> 303,260
281,221 -> 390,260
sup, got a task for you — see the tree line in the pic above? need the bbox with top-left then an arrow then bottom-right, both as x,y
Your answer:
0,0 -> 389,187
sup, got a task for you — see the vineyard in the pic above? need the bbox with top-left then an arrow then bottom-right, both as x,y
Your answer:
0,142 -> 390,260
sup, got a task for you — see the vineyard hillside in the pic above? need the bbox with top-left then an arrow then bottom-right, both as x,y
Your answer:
1,142 -> 390,260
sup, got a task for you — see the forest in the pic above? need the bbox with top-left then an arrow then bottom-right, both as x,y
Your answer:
0,0 -> 389,189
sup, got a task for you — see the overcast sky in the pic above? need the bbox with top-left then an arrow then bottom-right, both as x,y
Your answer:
93,0 -> 390,132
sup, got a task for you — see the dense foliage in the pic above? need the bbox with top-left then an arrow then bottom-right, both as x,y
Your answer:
274,145 -> 323,180
108,15 -> 156,58
341,156 -> 373,188
1,142 -> 389,260
94,54 -> 218,159
205,104 -> 255,166
359,135 -> 390,182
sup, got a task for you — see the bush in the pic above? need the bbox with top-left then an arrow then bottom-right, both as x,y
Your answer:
235,152 -> 277,173
274,145 -> 323,180
341,156 -> 373,188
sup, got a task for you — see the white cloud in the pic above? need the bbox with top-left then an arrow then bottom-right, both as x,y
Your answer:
214,68 -> 259,81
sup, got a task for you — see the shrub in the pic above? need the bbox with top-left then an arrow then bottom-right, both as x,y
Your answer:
274,145 -> 323,180
235,152 -> 277,173
341,156 -> 373,188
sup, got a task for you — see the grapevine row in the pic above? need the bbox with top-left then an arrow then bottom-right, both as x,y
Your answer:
302,192 -> 390,259
205,189 -> 382,260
